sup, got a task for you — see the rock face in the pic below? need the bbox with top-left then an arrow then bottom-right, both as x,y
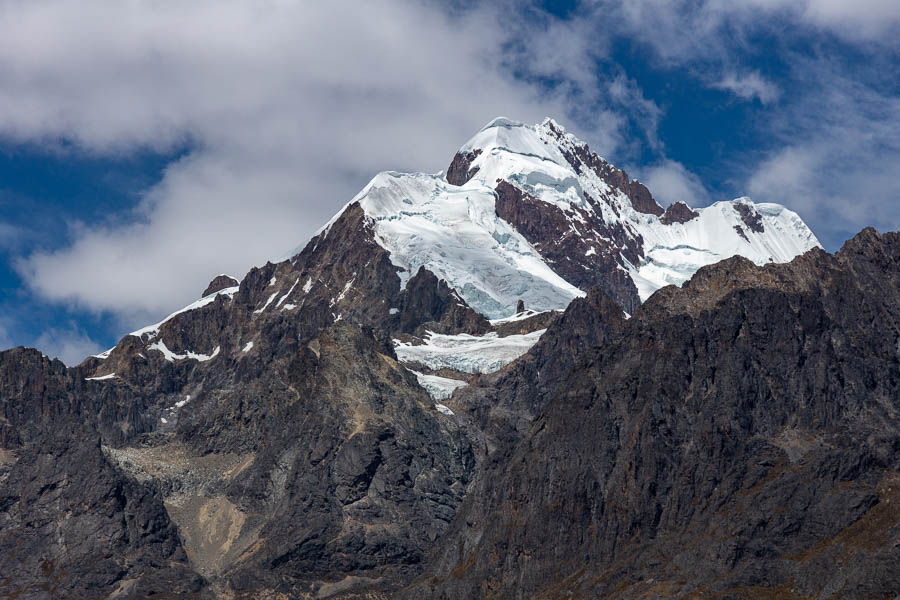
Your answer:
1,199 -> 488,597
0,430 -> 202,598
445,148 -> 482,186
493,179 -> 643,312
660,200 -> 699,224
543,118 -> 664,216
408,228 -> 900,599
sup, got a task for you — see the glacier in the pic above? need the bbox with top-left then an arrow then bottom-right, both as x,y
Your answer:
394,329 -> 546,374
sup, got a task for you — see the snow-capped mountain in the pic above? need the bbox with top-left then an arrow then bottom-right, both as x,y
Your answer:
7,112 -> 899,600
90,116 -> 821,387
290,116 -> 819,318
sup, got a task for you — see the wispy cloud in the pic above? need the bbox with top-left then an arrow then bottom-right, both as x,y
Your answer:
745,59 -> 900,247
712,72 -> 780,104
0,319 -> 11,350
33,325 -> 103,366
0,221 -> 22,249
640,159 -> 711,207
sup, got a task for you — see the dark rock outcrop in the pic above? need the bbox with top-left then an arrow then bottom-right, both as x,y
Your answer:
452,286 -> 626,449
734,201 -> 765,233
660,200 -> 699,224
409,229 -> 900,599
446,149 -> 482,186
543,119 -> 663,216
0,433 -> 202,598
494,180 -> 642,314
202,274 -> 239,297
397,266 -> 491,336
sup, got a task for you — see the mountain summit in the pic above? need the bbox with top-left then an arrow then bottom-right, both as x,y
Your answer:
288,116 -> 818,318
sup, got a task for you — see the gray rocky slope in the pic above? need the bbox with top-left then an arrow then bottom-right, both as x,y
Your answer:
0,117 -> 897,598
409,228 -> 900,599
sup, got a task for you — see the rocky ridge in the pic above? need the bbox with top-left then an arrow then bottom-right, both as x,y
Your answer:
408,228 -> 900,599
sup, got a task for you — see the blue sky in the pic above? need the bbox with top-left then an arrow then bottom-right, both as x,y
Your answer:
0,0 -> 898,364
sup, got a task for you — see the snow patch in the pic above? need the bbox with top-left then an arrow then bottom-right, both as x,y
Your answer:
276,278 -> 299,307
395,329 -> 545,374
92,347 -> 114,360
488,309 -> 549,325
85,373 -> 116,381
630,199 -> 820,300
254,291 -> 279,314
435,403 -> 455,416
148,341 -> 221,363
347,171 -> 583,318
409,369 -> 468,400
242,341 -> 254,353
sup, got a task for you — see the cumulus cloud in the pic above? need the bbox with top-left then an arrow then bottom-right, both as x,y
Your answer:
712,72 -> 780,104
640,159 -> 711,208
2,0 -> 655,329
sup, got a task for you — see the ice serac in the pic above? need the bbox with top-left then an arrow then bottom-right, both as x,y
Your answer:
310,116 -> 819,320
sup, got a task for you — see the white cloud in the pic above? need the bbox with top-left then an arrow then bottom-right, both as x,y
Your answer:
745,61 -> 900,247
33,325 -> 103,366
750,0 -> 900,40
589,0 -> 900,63
640,159 -> 711,208
0,221 -> 21,249
712,71 -> 780,104
1,0 -> 647,330
583,0 -> 900,249
0,319 -> 11,351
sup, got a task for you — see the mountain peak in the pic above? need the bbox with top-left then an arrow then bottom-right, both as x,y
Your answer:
288,117 -> 821,319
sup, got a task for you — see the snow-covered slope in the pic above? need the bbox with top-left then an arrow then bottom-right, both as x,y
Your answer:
334,171 -> 583,318
292,116 -> 819,319
630,198 -> 817,300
